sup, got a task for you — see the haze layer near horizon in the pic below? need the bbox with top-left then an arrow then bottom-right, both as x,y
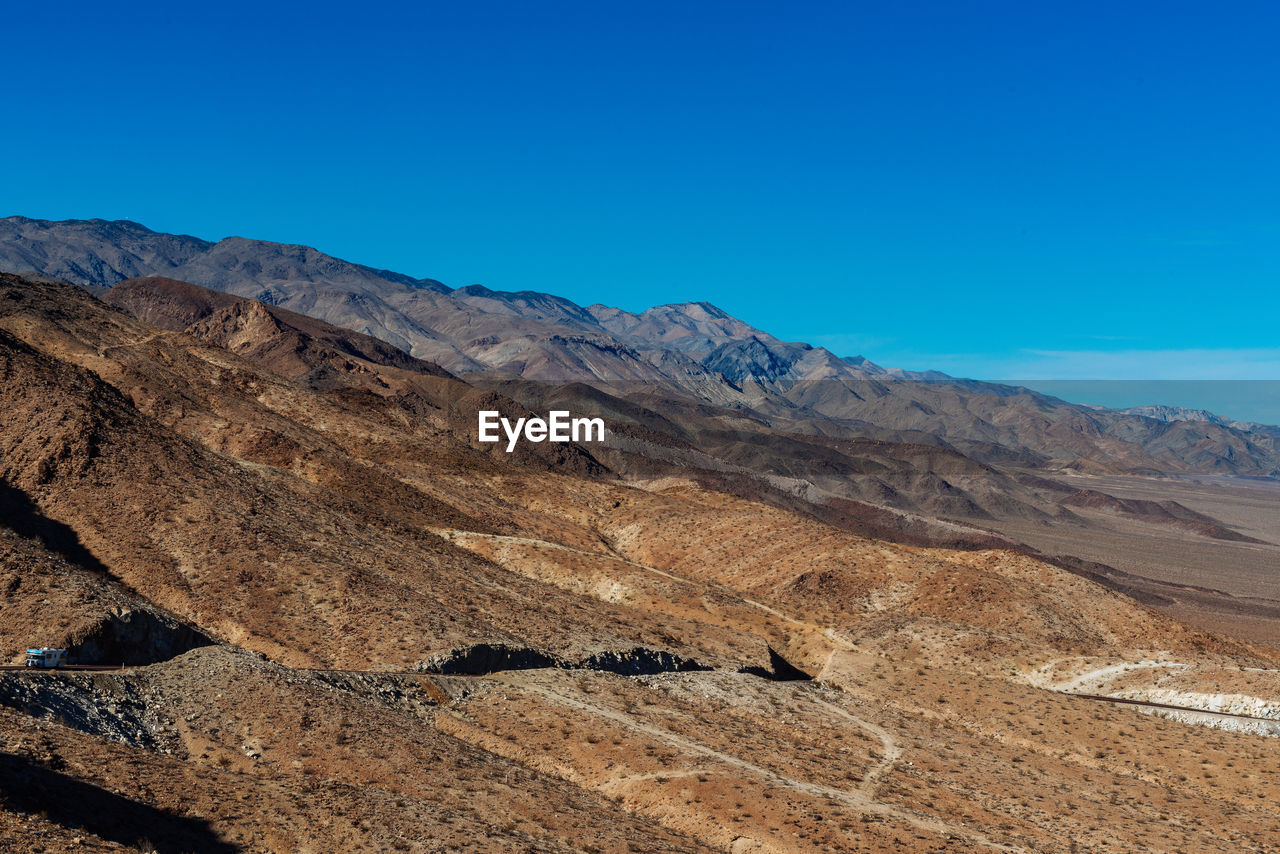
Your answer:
1009,381 -> 1280,428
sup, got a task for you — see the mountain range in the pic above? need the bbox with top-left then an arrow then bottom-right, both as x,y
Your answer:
3,214 -> 1280,849
3,215 -> 1278,481
5,216 -> 1278,630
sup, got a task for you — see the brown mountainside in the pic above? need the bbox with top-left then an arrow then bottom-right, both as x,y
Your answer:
4,275 -> 1280,850
0,275 -> 766,671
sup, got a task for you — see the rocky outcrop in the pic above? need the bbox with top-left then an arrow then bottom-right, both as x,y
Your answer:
0,671 -> 174,752
579,648 -> 713,677
416,642 -> 813,680
417,643 -> 712,677
417,643 -> 561,675
65,608 -> 215,667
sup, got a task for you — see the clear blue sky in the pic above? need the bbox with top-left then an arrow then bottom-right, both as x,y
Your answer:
5,1 -> 1279,387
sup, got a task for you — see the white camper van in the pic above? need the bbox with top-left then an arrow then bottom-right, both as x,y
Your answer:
24,648 -> 68,667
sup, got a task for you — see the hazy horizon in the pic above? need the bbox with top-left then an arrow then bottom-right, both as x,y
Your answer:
998,380 -> 1280,428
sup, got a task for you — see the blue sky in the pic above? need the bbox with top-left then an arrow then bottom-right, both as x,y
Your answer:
4,2 -> 1278,396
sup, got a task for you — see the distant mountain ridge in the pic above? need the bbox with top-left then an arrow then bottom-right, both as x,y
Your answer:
2,215 -> 1277,476
0,216 -> 449,294
0,215 -> 891,389
1113,404 -> 1279,436
1118,404 -> 1230,425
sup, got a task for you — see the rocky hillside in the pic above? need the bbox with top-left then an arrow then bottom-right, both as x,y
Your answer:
3,271 -> 1280,850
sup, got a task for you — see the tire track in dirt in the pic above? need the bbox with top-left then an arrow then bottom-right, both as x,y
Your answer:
805,695 -> 901,796
481,673 -> 1025,852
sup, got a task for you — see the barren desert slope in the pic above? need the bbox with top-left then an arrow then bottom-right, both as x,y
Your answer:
3,274 -> 1280,852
